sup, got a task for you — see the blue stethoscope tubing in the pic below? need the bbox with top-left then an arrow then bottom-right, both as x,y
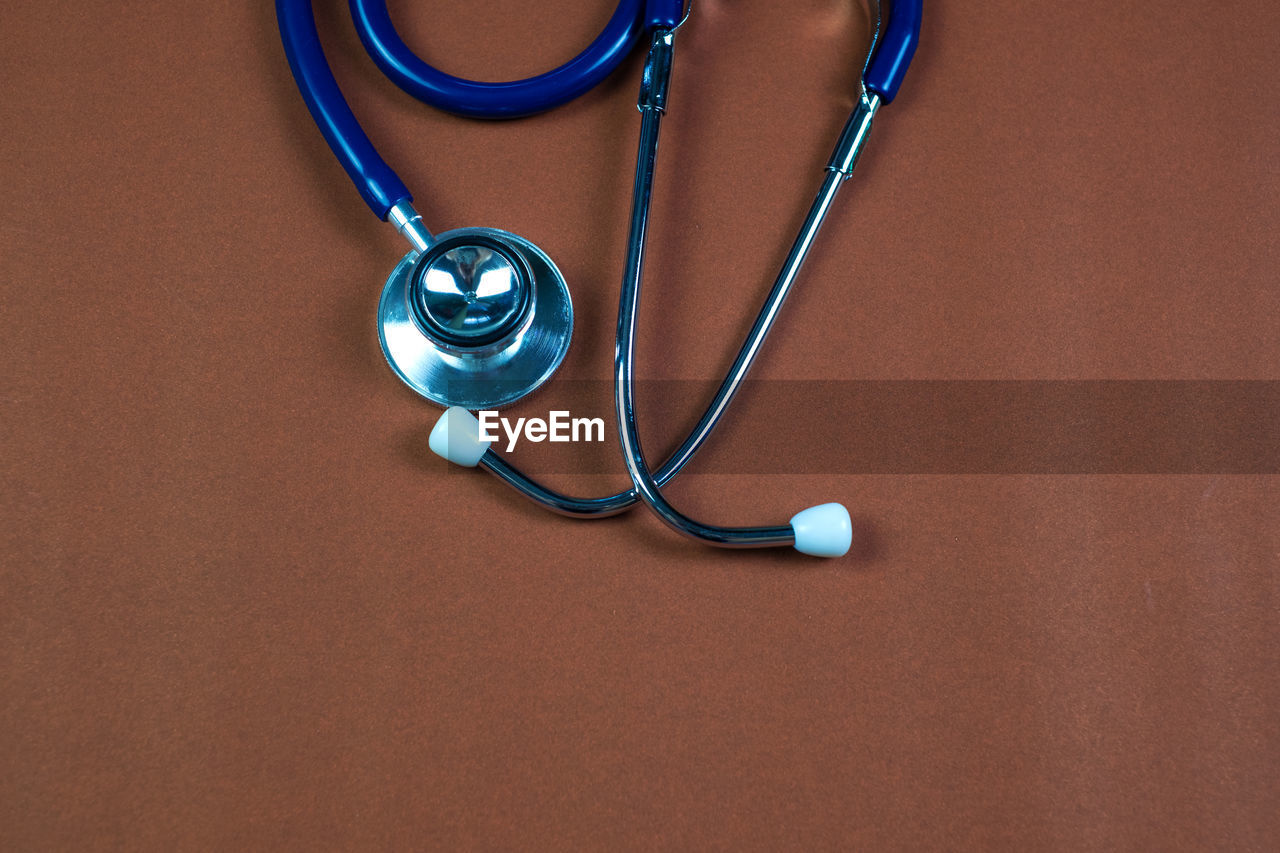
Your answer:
276,0 -> 920,219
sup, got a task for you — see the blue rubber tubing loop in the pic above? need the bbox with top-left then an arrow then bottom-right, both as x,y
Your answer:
349,0 -> 647,119
864,0 -> 922,103
277,1 -> 669,218
277,0 -> 411,219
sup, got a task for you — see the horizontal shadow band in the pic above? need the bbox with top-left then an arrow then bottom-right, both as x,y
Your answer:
445,380 -> 1280,475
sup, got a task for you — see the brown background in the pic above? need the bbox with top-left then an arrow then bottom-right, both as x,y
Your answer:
2,0 -> 1277,849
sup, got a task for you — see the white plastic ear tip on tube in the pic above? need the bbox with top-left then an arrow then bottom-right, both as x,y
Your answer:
789,502 -> 853,557
428,406 -> 492,467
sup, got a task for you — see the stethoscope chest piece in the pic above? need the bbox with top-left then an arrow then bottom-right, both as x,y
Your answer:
377,227 -> 573,409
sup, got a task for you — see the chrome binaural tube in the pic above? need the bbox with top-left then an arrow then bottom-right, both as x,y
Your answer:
612,30 -> 791,547
474,30 -> 880,525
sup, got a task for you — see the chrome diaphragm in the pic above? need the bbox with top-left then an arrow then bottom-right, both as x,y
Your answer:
377,227 -> 573,409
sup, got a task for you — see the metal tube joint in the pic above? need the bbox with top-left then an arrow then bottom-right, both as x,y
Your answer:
638,30 -> 676,113
388,200 -> 434,254
826,89 -> 881,179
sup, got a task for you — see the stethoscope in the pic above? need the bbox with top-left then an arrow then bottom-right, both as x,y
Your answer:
277,0 -> 921,557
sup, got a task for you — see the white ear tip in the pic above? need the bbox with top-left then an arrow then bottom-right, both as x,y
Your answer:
428,406 -> 491,467
789,502 -> 852,557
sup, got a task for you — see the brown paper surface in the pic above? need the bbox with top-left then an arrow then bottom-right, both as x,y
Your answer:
3,1 -> 1277,848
